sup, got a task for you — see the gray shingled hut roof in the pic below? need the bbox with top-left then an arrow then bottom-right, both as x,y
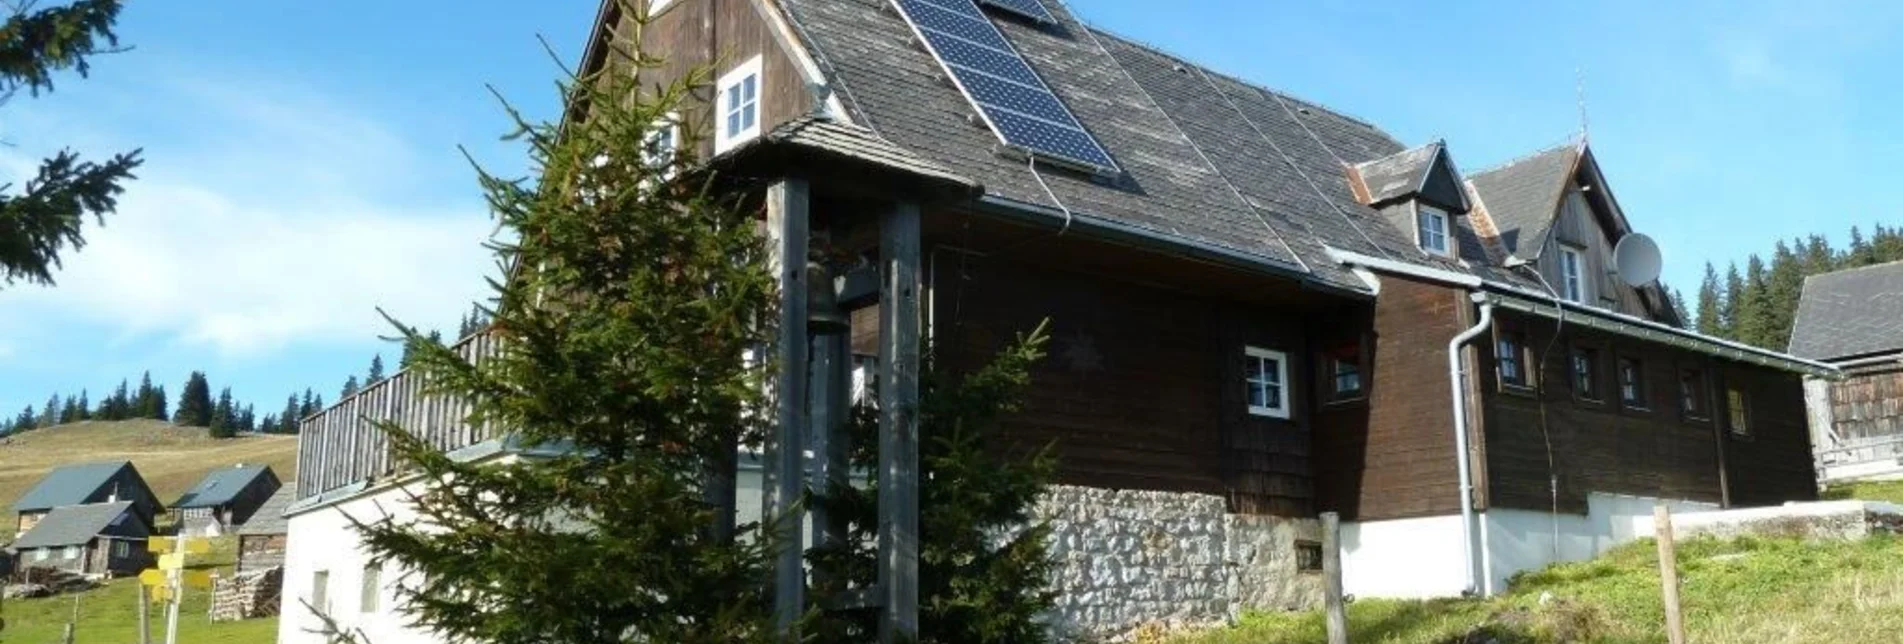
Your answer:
1465,143 -> 1579,258
10,501 -> 136,549
1790,261 -> 1903,361
236,482 -> 296,536
11,461 -> 131,513
174,464 -> 274,509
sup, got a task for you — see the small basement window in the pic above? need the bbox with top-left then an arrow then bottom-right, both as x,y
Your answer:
1618,357 -> 1647,409
1323,342 -> 1364,402
1680,368 -> 1710,420
1727,386 -> 1750,437
715,56 -> 763,154
1497,331 -> 1530,389
1295,540 -> 1324,573
1571,347 -> 1601,401
1244,346 -> 1290,419
1416,205 -> 1451,257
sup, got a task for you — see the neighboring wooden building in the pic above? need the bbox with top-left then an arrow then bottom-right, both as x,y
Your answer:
1790,261 -> 1903,482
280,0 -> 1833,639
11,461 -> 162,538
235,482 -> 294,574
6,501 -> 152,578
173,464 -> 282,537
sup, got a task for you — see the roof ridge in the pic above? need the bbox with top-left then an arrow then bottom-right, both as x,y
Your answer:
1469,138 -> 1582,177
1807,258 -> 1903,281
1083,25 -> 1393,139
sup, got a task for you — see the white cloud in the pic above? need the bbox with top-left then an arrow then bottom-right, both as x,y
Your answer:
0,73 -> 498,357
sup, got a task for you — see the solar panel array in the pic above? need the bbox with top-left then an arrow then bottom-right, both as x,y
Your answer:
976,0 -> 1056,23
891,0 -> 1120,174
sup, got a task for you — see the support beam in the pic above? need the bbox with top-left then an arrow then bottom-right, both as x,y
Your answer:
877,201 -> 922,643
765,178 -> 811,635
808,330 -> 851,565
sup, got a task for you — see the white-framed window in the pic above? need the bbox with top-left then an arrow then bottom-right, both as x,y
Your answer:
312,570 -> 331,616
61,545 -> 80,559
715,56 -> 763,154
1244,346 -> 1290,419
643,113 -> 681,182
1416,204 -> 1451,257
361,563 -> 383,614
1558,246 -> 1588,302
32,548 -> 49,562
112,540 -> 130,558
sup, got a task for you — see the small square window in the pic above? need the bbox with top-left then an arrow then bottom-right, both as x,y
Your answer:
1244,346 -> 1290,419
32,548 -> 49,562
715,56 -> 763,153
1618,357 -> 1647,409
1417,205 -> 1451,257
1497,332 -> 1530,389
1295,540 -> 1324,573
62,545 -> 80,560
1680,368 -> 1710,419
1323,343 -> 1364,402
312,570 -> 331,616
361,563 -> 382,614
643,114 -> 680,177
1571,347 -> 1600,401
1727,386 -> 1750,437
112,540 -> 129,558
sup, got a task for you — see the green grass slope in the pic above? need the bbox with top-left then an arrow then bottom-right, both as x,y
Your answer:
0,419 -> 298,515
1,537 -> 277,643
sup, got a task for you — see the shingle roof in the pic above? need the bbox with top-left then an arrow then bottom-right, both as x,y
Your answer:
10,501 -> 135,549
776,0 -> 1522,292
12,461 -> 130,513
1465,143 -> 1580,258
1789,261 -> 1903,361
237,482 -> 295,536
174,464 -> 274,509
1355,143 -> 1441,206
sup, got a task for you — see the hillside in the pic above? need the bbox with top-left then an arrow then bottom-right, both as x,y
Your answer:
1173,528 -> 1903,643
0,419 -> 297,516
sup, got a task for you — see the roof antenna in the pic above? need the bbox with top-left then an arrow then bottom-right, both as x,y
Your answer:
1575,66 -> 1590,142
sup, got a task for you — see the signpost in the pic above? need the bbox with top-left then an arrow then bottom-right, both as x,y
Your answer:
140,536 -> 213,644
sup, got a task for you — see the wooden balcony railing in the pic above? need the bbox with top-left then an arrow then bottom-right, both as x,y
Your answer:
295,331 -> 503,500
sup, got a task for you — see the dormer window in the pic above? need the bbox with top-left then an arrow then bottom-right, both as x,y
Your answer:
1558,246 -> 1589,302
1416,204 -> 1451,257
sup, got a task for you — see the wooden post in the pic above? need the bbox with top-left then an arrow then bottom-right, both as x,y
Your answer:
877,201 -> 922,643
766,178 -> 811,635
1655,504 -> 1686,644
139,582 -> 152,644
1322,512 -> 1348,644
808,331 -> 851,564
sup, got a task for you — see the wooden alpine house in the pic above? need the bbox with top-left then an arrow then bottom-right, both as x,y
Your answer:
279,0 -> 1837,641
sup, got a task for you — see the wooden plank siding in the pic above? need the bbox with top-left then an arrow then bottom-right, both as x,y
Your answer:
623,0 -> 814,158
1313,276 -> 1467,521
1823,364 -> 1903,442
295,332 -> 501,500
1477,309 -> 1816,514
926,246 -> 1318,514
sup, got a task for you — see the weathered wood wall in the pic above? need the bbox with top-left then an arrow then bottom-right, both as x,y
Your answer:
1539,188 -> 1656,318
611,0 -> 814,155
1313,276 -> 1466,521
237,534 -> 287,574
1479,310 -> 1815,513
295,332 -> 501,500
1822,365 -> 1903,442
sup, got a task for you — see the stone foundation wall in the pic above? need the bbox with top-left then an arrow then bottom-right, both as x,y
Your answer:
1035,486 -> 1320,641
211,566 -> 283,621
1675,500 -> 1903,541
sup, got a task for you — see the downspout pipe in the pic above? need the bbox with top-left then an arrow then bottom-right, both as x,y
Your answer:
1449,294 -> 1494,596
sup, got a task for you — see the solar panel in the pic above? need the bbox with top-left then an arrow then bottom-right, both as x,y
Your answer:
976,0 -> 1056,23
892,0 -> 1120,174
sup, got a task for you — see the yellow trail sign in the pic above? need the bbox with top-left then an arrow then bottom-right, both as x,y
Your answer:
157,553 -> 186,571
150,585 -> 174,603
180,538 -> 212,555
180,570 -> 214,589
148,536 -> 174,554
139,569 -> 167,586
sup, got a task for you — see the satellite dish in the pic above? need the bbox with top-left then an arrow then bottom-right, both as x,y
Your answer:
1613,233 -> 1662,287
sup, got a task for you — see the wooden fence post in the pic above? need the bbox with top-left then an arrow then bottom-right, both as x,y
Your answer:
1655,504 -> 1686,644
1322,511 -> 1348,644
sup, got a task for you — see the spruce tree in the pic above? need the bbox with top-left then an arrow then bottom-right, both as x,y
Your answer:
40,394 -> 59,427
0,1 -> 143,292
174,371 -> 212,427
150,384 -> 167,420
12,406 -> 34,432
1695,262 -> 1723,336
280,393 -> 302,432
74,389 -> 88,420
1720,262 -> 1745,340
340,375 -> 360,399
209,386 -> 235,438
259,413 -> 277,435
366,353 -> 386,385
348,41 -> 785,642
1765,241 -> 1805,350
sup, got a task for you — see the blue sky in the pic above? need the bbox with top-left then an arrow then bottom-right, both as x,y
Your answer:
3,0 -> 1898,418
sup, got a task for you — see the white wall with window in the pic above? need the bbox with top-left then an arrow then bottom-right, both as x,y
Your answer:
1244,346 -> 1290,419
715,56 -> 763,154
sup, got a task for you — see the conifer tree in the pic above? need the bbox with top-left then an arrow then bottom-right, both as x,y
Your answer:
366,354 -> 386,386
12,406 -> 34,433
150,384 -> 167,420
209,386 -> 235,438
174,371 -> 212,427
348,40 -> 786,642
1695,262 -> 1722,337
1765,241 -> 1805,350
74,390 -> 88,420
0,1 -> 143,292
40,394 -> 59,427
1720,262 -> 1745,340
280,393 -> 302,432
259,413 -> 278,435
59,395 -> 80,424
340,375 -> 360,399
